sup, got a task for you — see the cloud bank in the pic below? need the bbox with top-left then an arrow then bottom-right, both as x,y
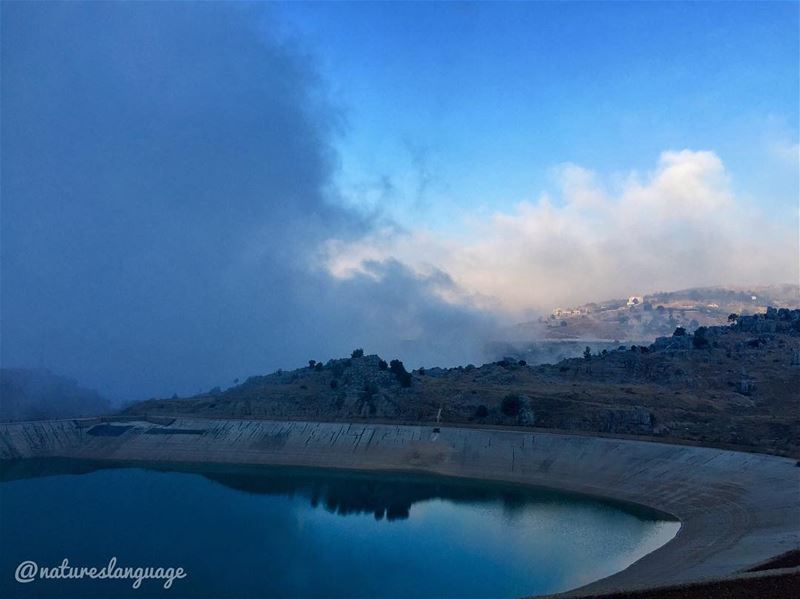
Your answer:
326,150 -> 798,316
1,2 -> 492,400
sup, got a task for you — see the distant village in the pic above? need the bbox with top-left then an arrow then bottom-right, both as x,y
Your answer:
532,285 -> 799,341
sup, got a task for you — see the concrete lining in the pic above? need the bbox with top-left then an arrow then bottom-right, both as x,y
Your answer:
1,417 -> 798,595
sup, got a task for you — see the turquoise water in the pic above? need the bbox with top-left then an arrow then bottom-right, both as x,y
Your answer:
0,460 -> 678,598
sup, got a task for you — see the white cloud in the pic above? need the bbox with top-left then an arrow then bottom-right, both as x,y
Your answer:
324,150 -> 798,317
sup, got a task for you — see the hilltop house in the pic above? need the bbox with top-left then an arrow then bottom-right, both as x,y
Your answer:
627,295 -> 644,307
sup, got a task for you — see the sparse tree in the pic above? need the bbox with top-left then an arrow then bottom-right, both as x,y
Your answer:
389,359 -> 412,387
583,346 -> 592,361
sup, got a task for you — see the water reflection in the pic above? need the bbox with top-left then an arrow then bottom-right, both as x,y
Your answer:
0,458 -> 667,523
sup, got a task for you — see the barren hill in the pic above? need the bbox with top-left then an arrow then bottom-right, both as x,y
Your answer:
125,309 -> 800,456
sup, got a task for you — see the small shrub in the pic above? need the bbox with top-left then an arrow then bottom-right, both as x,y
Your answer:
330,379 -> 339,390
673,327 -> 686,337
308,360 -> 317,369
474,405 -> 489,419
501,394 -> 522,417
361,382 -> 378,402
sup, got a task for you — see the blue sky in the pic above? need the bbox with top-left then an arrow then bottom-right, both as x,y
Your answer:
278,1 -> 799,228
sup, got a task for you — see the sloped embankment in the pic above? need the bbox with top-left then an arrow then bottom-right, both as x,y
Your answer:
1,417 -> 797,595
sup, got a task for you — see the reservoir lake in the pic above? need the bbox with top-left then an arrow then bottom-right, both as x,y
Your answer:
0,459 -> 679,598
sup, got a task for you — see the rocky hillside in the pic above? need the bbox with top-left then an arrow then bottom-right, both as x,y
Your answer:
125,309 -> 800,456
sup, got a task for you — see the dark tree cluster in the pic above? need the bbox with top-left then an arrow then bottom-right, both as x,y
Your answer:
389,359 -> 412,387
693,326 -> 710,349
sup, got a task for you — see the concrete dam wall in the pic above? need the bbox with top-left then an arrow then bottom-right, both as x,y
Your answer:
1,417 -> 797,596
